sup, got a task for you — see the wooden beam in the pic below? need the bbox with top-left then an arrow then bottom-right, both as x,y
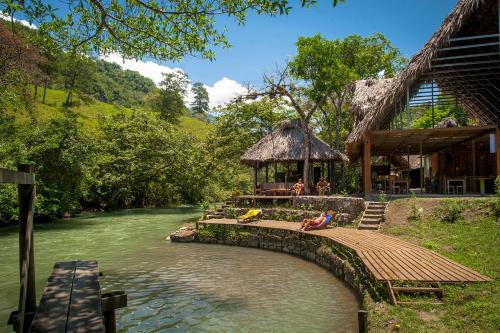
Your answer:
0,168 -> 35,185
17,164 -> 36,333
496,128 -> 500,176
420,141 -> 423,191
363,133 -> 372,197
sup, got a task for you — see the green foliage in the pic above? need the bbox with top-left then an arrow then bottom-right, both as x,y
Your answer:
434,198 -> 464,223
380,206 -> 499,333
378,191 -> 387,204
493,176 -> 500,219
0,185 -> 18,223
150,70 -> 189,123
91,60 -> 156,107
407,192 -> 421,222
411,96 -> 471,128
206,98 -> 292,197
190,82 -> 210,116
0,0 -> 342,61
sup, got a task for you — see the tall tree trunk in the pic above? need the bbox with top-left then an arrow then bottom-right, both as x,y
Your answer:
42,81 -> 47,104
301,118 -> 311,194
65,91 -> 72,108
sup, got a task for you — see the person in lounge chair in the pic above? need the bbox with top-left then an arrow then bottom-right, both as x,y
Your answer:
292,179 -> 305,196
316,177 -> 330,195
298,210 -> 335,231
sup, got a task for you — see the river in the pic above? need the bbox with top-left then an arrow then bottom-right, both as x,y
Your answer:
0,208 -> 359,332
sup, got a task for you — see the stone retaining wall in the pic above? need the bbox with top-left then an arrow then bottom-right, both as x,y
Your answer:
171,223 -> 386,301
293,196 -> 365,219
226,208 -> 352,225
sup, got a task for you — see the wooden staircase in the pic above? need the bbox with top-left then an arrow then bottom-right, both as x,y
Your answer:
358,201 -> 387,230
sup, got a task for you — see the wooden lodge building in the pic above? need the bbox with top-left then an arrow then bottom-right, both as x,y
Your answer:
346,0 -> 500,197
241,120 -> 347,194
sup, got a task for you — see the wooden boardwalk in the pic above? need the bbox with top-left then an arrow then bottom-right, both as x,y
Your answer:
199,219 -> 490,283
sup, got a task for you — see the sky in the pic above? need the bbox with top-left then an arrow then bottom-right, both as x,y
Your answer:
6,0 -> 460,107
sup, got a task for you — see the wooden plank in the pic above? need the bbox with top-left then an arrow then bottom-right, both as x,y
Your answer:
66,261 -> 105,333
0,168 -> 35,185
30,262 -> 77,333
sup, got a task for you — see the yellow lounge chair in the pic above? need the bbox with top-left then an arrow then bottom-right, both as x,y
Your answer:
237,209 -> 262,224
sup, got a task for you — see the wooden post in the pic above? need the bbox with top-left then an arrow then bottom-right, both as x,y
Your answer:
496,128 -> 500,176
420,141 -> 424,192
253,165 -> 258,194
265,164 -> 269,183
17,164 -> 36,333
472,139 -> 476,192
274,163 -> 278,182
358,310 -> 368,333
363,133 -> 372,197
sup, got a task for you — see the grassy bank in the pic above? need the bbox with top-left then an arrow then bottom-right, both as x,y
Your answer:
367,198 -> 499,332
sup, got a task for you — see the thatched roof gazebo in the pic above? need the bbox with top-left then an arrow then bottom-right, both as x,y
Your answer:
241,120 -> 347,193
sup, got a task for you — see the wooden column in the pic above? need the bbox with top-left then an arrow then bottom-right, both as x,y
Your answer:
17,164 -> 36,333
496,128 -> 500,176
274,163 -> 278,182
265,164 -> 269,183
420,141 -> 423,191
363,134 -> 372,197
253,165 -> 258,194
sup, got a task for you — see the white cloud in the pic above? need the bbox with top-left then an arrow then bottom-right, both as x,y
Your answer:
101,53 -> 245,108
204,77 -> 247,108
0,13 -> 37,29
101,53 -> 181,87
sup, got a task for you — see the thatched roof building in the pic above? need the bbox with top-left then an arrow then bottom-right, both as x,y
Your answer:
350,78 -> 394,127
240,120 -> 348,166
346,0 -> 499,158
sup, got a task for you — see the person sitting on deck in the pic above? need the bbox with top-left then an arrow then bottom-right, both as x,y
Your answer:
316,177 -> 330,195
292,179 -> 305,196
297,210 -> 335,231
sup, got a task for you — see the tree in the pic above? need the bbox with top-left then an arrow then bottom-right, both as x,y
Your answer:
260,35 -> 342,193
151,70 -> 189,123
190,82 -> 210,116
1,0 -> 344,61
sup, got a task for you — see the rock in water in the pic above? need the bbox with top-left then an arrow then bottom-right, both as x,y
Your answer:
170,229 -> 195,242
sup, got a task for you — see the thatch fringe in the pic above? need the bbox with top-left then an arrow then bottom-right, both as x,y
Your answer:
346,0 -> 485,155
240,120 -> 348,166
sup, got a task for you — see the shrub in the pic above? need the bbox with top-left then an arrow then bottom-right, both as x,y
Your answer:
435,198 -> 464,223
408,192 -> 422,222
493,177 -> 500,218
378,191 -> 387,204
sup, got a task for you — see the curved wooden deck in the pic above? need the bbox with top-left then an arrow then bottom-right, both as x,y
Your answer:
198,219 -> 490,283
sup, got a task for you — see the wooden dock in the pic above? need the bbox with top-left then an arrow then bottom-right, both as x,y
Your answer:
198,219 -> 490,283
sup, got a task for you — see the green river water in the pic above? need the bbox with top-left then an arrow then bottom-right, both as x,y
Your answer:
0,208 -> 359,332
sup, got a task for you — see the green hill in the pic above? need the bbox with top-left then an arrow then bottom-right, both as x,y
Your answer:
28,87 -> 212,139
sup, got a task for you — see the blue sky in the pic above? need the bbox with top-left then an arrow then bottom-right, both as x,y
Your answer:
165,0 -> 458,85
5,0 -> 460,106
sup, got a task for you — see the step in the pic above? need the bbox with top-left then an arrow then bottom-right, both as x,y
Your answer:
368,203 -> 386,209
366,208 -> 385,214
363,213 -> 383,219
358,223 -> 380,230
216,208 -> 224,212
361,217 -> 382,224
